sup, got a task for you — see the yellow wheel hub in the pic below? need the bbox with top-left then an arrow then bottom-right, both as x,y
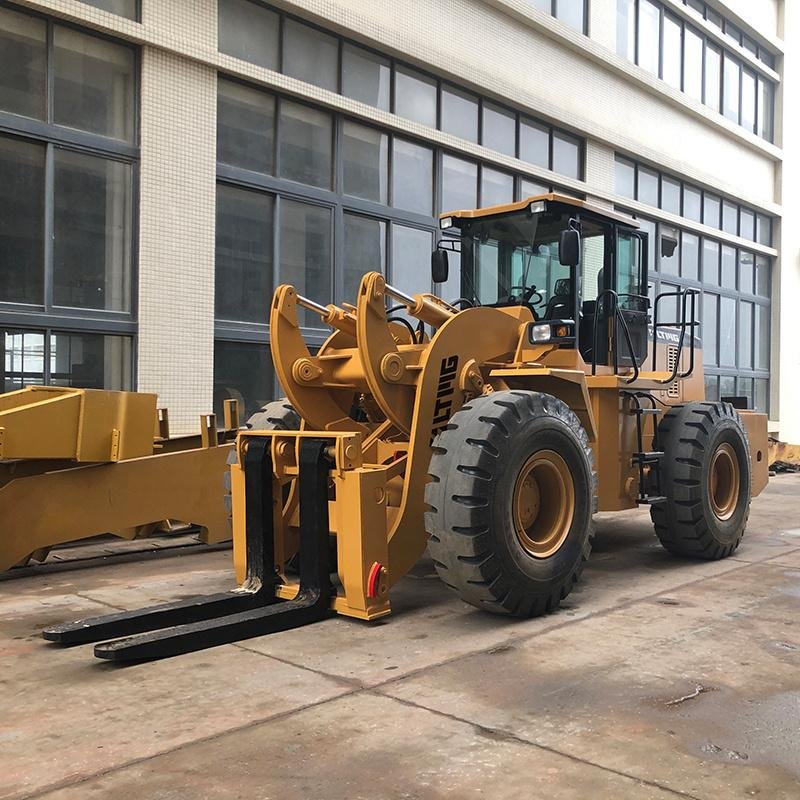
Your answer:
708,442 -> 740,521
512,450 -> 575,558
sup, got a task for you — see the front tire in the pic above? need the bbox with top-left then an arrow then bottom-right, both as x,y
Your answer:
425,391 -> 596,617
651,401 -> 751,559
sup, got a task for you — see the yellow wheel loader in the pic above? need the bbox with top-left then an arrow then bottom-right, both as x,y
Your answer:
45,195 -> 769,660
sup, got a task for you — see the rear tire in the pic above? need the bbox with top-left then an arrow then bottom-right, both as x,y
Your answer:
651,401 -> 751,559
425,391 -> 596,617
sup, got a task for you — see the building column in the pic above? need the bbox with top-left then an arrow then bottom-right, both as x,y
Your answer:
135,1 -> 218,433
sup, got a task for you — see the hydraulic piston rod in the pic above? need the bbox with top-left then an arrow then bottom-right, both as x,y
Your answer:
296,294 -> 357,337
383,282 -> 455,328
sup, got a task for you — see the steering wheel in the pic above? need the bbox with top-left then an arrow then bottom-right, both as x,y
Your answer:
508,286 -> 544,306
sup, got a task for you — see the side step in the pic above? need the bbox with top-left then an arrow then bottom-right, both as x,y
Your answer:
43,437 -> 335,662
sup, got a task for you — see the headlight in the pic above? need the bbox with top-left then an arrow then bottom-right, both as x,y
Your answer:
440,216 -> 454,230
528,200 -> 546,214
530,323 -> 552,343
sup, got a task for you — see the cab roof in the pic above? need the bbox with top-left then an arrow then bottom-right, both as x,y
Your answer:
440,193 -> 641,230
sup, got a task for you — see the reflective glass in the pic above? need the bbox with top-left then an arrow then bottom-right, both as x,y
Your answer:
703,193 -> 721,228
756,305 -> 769,370
637,166 -> 659,207
279,100 -> 332,188
0,136 -> 44,305
756,214 -> 771,246
481,168 -> 514,207
441,155 -> 478,213
719,296 -> 736,367
739,209 -> 755,242
341,44 -> 390,111
0,7 -> 46,120
704,44 -> 721,112
615,157 -> 635,198
214,340 -> 274,419
53,149 -> 131,311
519,178 -> 549,199
342,122 -> 388,204
279,199 -> 332,326
757,78 -> 774,142
683,185 -> 702,222
739,302 -> 753,368
738,251 -> 754,295
684,26 -> 703,102
702,293 -> 718,365
283,19 -> 338,92
701,239 -> 719,284
659,224 -> 679,275
391,225 -> 432,298
51,332 -> 131,389
2,329 -> 44,391
741,69 -> 756,134
637,0 -> 661,75
482,102 -> 516,157
661,176 -> 681,215
217,79 -> 275,174
617,0 -> 635,59
394,66 -> 437,128
662,14 -> 682,89
552,131 -> 580,178
78,0 -> 138,18
519,118 -> 550,168
441,85 -> 478,143
218,0 -> 279,70
215,184 -> 274,324
391,138 -> 433,215
342,214 -> 385,303
555,0 -> 585,31
54,26 -> 135,141
720,245 -> 736,289
722,201 -> 738,235
681,232 -> 699,281
755,256 -> 770,297
722,53 -> 740,123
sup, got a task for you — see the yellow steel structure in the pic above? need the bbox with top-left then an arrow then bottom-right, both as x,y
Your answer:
0,386 -> 238,571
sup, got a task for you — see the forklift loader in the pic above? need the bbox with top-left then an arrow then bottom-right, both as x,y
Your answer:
45,195 -> 769,661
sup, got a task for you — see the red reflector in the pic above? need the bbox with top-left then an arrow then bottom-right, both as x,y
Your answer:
367,562 -> 383,598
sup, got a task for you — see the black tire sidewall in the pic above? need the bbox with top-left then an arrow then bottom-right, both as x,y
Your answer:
487,413 -> 593,589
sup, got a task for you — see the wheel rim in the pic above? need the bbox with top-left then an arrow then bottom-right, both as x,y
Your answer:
708,442 -> 740,521
512,450 -> 575,558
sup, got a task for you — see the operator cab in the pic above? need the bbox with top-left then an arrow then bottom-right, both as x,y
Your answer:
433,194 -> 649,369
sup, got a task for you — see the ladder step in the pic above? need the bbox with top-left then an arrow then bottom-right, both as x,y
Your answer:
635,408 -> 660,415
639,496 -> 668,505
632,451 -> 664,465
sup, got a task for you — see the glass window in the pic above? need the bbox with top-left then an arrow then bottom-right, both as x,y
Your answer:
754,378 -> 768,414
741,69 -> 756,134
739,209 -> 755,242
218,0 -> 279,71
756,304 -> 769,371
705,375 -> 719,402
441,85 -> 478,143
686,0 -> 703,15
519,118 -> 550,168
755,255 -> 770,297
739,302 -> 753,368
722,201 -> 738,235
215,184 -> 274,324
0,7 -> 46,120
737,377 -> 753,408
214,340 -> 275,419
757,79 -> 774,142
704,43 -> 721,112
2,329 -> 45,390
638,0 -> 661,76
53,26 -> 135,141
720,245 -> 736,289
719,296 -> 736,367
661,177 -> 681,215
394,66 -> 437,128
279,100 -> 332,189
701,239 -> 719,284
552,131 -> 580,178
481,168 -> 514,207
217,79 -> 275,174
555,0 -> 585,32
78,0 -> 138,18
615,156 -> 635,198
756,214 -> 771,247
684,26 -> 703,102
53,149 -> 131,311
51,332 -> 132,390
724,21 -> 741,45
702,293 -> 718,365
706,8 -> 722,28
703,193 -> 721,228
617,0 -> 635,59
391,138 -> 433,215
342,214 -> 385,303
738,251 -> 754,295
341,44 -> 390,111
722,53 -> 740,123
683,185 -> 702,222
529,0 -> 552,11
719,375 -> 735,400
482,102 -> 516,157
282,19 -> 338,92
342,122 -> 388,204
658,224 -> 679,275
390,225 -> 432,299
519,178 -> 550,199
0,136 -> 44,305
637,166 -> 659,207
662,14 -> 683,90
681,232 -> 699,281
441,155 -> 478,213
638,217 -> 657,276
279,199 -> 332,326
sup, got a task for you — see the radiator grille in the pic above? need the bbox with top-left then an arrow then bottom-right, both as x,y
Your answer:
666,346 -> 680,398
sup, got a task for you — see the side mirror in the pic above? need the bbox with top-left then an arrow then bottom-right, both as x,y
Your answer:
559,229 -> 580,268
660,234 -> 678,258
431,249 -> 449,284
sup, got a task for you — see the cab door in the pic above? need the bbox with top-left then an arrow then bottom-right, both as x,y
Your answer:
614,227 -> 648,367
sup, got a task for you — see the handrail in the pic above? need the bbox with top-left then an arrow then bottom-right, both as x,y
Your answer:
651,288 -> 700,384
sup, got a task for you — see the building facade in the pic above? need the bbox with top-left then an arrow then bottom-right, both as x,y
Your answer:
0,0 -> 796,440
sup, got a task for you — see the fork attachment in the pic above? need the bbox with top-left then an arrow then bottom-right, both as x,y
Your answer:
42,437 -> 335,662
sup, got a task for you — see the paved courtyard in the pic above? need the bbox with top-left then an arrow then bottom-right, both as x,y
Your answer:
2,474 -> 800,799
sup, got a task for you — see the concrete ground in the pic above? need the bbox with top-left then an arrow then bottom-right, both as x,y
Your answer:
2,475 -> 800,800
